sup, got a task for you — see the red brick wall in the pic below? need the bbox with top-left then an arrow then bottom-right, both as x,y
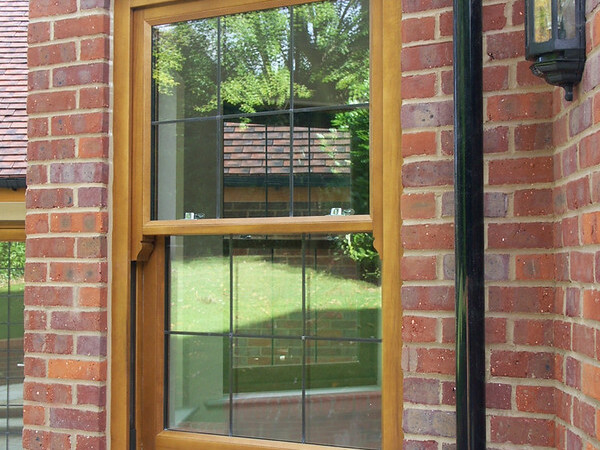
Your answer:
401,0 -> 600,447
22,0 -> 600,448
25,0 -> 110,448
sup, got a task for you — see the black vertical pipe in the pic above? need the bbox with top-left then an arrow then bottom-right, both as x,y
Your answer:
453,0 -> 486,444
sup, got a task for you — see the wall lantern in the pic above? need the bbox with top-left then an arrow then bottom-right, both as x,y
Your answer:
525,0 -> 586,101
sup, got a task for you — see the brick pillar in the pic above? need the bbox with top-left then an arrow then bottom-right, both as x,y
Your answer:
400,0 -> 560,447
25,1 -> 110,448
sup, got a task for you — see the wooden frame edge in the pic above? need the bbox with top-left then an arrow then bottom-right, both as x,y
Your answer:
380,0 -> 403,446
120,0 -> 404,447
112,1 -> 134,448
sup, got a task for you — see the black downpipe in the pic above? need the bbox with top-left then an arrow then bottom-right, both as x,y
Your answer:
453,0 -> 486,445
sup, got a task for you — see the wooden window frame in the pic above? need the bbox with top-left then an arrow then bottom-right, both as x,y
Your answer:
112,0 -> 402,448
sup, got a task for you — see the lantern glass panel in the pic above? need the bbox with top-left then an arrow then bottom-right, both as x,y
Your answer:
534,0 -> 552,43
558,0 -> 576,38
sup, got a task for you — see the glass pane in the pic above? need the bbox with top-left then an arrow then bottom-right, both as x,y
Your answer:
558,0 -> 576,39
294,108 -> 369,216
167,334 -> 230,434
232,337 -> 302,441
7,381 -> 23,406
293,0 -> 369,107
168,236 -> 230,334
232,236 -> 303,335
153,19 -> 219,121
305,233 -> 380,339
0,242 -> 24,446
153,120 -> 220,220
222,8 -> 291,116
306,340 -> 381,449
224,115 -> 291,218
534,0 -> 552,42
165,233 -> 380,447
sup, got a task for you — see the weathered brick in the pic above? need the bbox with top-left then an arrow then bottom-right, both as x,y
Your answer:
28,42 -> 76,67
488,222 -> 554,249
49,162 -> 109,184
487,383 -> 511,409
26,237 -> 75,258
26,188 -> 74,209
403,409 -> 455,437
28,22 -> 50,44
516,253 -> 555,280
51,112 -> 109,135
78,286 -> 107,308
403,378 -> 440,405
80,86 -> 110,109
402,286 -> 454,311
79,136 -> 109,158
514,188 -> 553,216
402,42 -> 453,71
443,253 -> 509,281
25,286 -> 73,307
30,0 -> 77,17
50,212 -> 108,233
49,262 -> 108,283
582,211 -> 600,244
23,405 -> 45,426
51,311 -> 107,332
403,315 -> 437,342
28,70 -> 50,91
516,386 -> 555,413
402,73 -> 437,99
582,363 -> 600,402
490,351 -> 554,379
48,359 -> 107,382
488,156 -> 554,184
29,139 -> 76,161
77,335 -> 107,357
570,251 -> 595,283
402,17 -> 435,42
50,408 -> 106,432
24,382 -> 72,404
513,319 -> 553,346
401,100 -> 453,128
53,63 -> 109,87
401,193 -> 436,219
402,255 -> 437,280
583,290 -> 600,322
485,30 -> 524,60
22,429 -> 72,450
54,14 -> 110,39
76,384 -> 106,407
403,223 -> 454,249
566,176 -> 591,210
24,333 -> 73,355
486,93 -> 553,121
489,286 -> 555,313
490,416 -> 554,446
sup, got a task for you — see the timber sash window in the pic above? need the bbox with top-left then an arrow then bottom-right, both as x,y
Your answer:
131,0 -> 401,449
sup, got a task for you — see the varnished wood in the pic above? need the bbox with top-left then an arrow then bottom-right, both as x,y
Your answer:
0,224 -> 25,242
369,0 -> 383,259
380,0 -> 403,447
0,188 -> 25,202
138,237 -> 166,448
125,0 -> 404,449
140,0 -> 326,25
156,431 -> 361,450
143,215 -> 373,236
132,10 -> 153,257
111,1 -> 134,448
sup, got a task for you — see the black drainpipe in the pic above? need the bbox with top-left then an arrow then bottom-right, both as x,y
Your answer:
453,0 -> 486,445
